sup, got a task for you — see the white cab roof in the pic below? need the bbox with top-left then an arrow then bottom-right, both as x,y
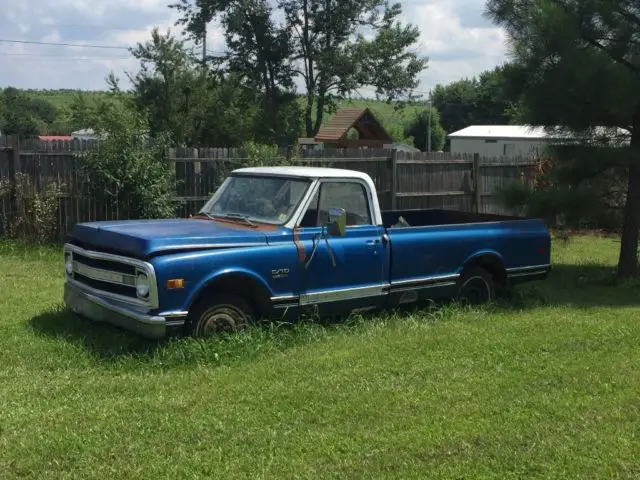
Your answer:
233,166 -> 373,181
233,166 -> 382,226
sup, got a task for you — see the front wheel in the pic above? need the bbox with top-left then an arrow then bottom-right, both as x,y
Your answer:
457,267 -> 495,305
187,293 -> 255,338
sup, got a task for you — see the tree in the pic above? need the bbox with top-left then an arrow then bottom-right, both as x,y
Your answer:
170,0 -> 300,143
171,0 -> 427,138
79,98 -> 176,220
430,65 -> 520,139
280,0 -> 426,136
1,87 -> 54,136
486,0 -> 640,276
404,107 -> 446,152
128,28 -> 204,146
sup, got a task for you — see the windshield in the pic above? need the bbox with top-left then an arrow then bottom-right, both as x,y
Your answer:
199,175 -> 312,225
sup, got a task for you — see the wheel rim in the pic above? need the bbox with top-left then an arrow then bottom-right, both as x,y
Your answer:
459,276 -> 491,305
199,305 -> 248,337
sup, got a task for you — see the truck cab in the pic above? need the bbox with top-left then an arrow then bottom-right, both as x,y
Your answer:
63,167 -> 551,338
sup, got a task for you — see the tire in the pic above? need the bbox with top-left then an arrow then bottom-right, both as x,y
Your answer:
456,266 -> 495,305
187,293 -> 255,338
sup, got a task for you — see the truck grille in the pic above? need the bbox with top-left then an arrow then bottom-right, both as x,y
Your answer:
64,244 -> 157,308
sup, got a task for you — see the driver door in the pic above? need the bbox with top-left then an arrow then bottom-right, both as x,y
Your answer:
295,180 -> 388,314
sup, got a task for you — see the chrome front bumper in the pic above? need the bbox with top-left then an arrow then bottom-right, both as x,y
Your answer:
64,282 -> 184,339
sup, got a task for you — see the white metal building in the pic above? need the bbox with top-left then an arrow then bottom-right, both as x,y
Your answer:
448,125 -> 556,157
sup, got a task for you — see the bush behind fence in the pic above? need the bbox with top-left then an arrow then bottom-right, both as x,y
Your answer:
0,137 -> 537,242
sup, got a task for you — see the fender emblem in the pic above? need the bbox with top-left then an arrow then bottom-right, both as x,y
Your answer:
271,268 -> 290,279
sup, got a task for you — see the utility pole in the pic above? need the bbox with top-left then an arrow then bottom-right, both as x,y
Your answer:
426,90 -> 432,153
201,25 -> 207,74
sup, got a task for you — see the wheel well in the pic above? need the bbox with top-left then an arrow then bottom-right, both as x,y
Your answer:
190,274 -> 272,318
463,254 -> 507,287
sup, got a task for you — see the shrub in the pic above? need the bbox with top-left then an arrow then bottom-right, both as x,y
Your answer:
0,173 -> 63,243
79,101 -> 176,220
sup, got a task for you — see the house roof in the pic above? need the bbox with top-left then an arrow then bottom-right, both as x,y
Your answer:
448,125 -> 632,143
314,108 -> 392,143
72,128 -> 96,136
447,125 -> 555,140
38,135 -> 73,141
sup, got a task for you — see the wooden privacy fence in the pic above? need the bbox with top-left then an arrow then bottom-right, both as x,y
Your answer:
0,137 -> 538,240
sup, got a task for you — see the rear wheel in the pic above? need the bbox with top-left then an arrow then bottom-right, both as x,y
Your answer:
457,266 -> 495,305
187,293 -> 255,338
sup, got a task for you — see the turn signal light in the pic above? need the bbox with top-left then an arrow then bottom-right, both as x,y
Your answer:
166,278 -> 185,290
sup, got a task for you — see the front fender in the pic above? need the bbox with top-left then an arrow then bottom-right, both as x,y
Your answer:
185,267 -> 275,310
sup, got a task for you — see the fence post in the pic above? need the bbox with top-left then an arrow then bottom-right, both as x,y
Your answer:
473,153 -> 481,213
8,135 -> 24,222
390,149 -> 398,210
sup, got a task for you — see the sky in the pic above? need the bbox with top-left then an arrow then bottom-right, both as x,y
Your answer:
0,0 -> 509,95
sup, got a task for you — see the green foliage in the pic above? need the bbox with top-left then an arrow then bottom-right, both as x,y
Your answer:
125,28 -> 301,147
1,88 -> 49,136
0,173 -> 64,243
384,122 -> 414,144
430,65 -> 520,140
5,88 -> 418,145
242,141 -> 293,167
496,145 -> 628,230
485,0 -> 640,276
404,107 -> 446,151
79,100 -> 177,220
172,0 -> 427,138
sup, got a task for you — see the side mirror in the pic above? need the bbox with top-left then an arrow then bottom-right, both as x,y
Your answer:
327,207 -> 347,237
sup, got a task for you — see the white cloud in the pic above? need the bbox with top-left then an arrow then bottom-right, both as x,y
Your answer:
406,0 -> 508,92
0,0 -> 507,93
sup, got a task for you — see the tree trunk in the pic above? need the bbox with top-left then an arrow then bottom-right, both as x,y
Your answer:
304,94 -> 315,138
314,82 -> 327,134
302,0 -> 315,138
617,127 -> 640,277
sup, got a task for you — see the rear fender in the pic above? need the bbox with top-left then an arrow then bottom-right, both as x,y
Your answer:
460,250 -> 508,286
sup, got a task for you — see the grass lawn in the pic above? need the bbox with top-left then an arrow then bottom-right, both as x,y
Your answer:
1,236 -> 640,478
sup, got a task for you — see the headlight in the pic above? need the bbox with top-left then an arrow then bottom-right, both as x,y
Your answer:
136,274 -> 150,298
65,253 -> 73,276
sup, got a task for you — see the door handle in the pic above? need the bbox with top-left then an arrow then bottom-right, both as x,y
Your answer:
365,239 -> 380,248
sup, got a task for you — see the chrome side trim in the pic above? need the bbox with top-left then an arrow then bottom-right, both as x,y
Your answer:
152,243 -> 265,253
390,281 -> 457,293
299,284 -> 388,306
64,243 -> 159,309
270,275 -> 460,308
506,264 -> 551,273
391,273 -> 460,287
271,294 -> 299,303
159,310 -> 189,318
165,319 -> 187,327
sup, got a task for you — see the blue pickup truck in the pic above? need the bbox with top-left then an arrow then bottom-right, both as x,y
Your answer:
63,166 -> 551,338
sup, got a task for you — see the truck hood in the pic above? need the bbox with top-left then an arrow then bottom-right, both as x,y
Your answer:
67,218 -> 270,258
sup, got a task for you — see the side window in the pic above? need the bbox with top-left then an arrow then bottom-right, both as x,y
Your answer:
318,182 -> 372,226
299,189 -> 320,227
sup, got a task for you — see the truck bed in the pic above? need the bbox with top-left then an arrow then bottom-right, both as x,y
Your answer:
382,208 -> 523,229
382,208 -> 551,296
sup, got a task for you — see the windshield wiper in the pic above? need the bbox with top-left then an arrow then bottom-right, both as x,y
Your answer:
214,213 -> 256,226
